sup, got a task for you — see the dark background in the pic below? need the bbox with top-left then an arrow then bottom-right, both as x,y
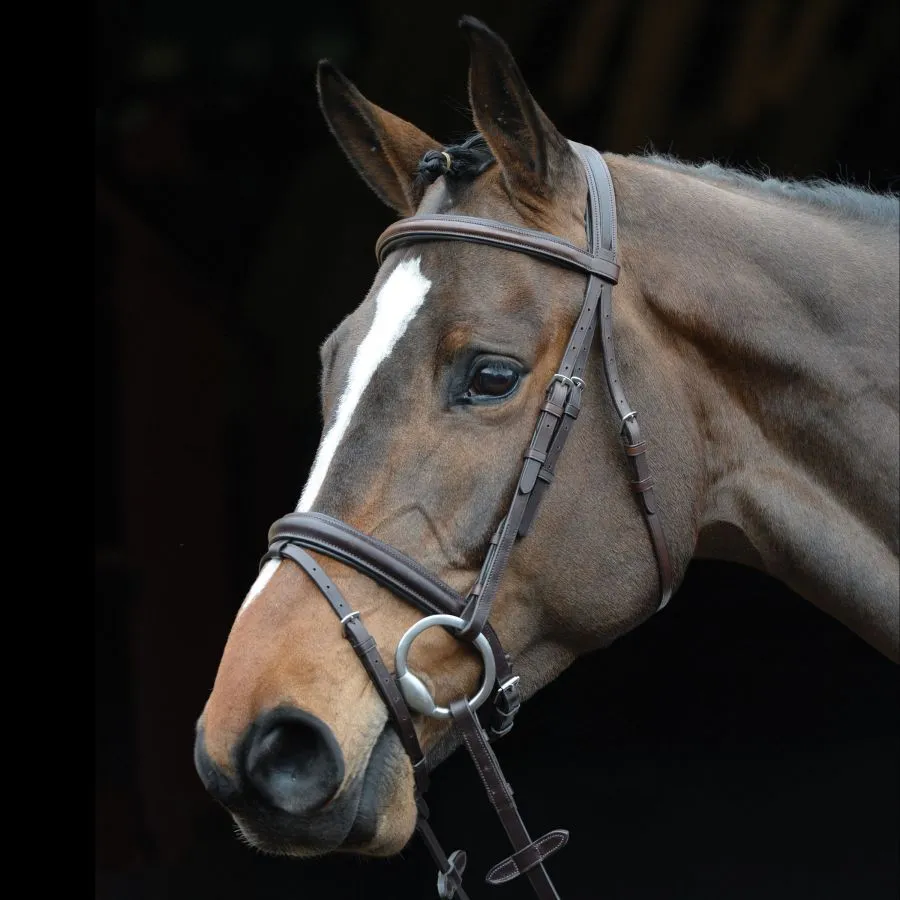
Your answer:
95,1 -> 899,898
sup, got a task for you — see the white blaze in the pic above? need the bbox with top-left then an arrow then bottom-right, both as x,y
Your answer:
236,256 -> 431,617
296,256 -> 432,512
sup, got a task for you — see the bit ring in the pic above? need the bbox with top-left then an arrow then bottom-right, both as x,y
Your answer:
395,614 -> 496,720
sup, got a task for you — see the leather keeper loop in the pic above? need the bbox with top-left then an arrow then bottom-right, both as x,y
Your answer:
625,440 -> 647,456
485,829 -> 569,885
631,475 -> 655,493
518,457 -> 543,494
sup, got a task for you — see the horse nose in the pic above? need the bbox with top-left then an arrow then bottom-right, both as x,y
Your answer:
242,707 -> 345,816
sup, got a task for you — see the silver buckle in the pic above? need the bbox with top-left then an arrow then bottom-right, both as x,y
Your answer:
549,373 -> 585,391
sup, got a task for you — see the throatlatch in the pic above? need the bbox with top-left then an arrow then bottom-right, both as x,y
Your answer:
264,142 -> 673,899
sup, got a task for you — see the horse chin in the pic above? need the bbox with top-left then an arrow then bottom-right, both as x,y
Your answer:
231,726 -> 417,859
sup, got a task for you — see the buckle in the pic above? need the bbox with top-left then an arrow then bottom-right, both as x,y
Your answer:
619,409 -> 639,441
437,849 -> 468,899
489,675 -> 522,740
549,373 -> 585,391
339,610 -> 361,638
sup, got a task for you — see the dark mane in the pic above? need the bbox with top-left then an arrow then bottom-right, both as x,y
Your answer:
645,153 -> 899,228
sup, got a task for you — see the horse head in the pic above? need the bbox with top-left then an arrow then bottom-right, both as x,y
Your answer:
194,17 -> 698,861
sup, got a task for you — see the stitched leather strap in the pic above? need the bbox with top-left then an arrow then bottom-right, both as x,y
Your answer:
450,699 -> 565,899
268,513 -> 465,615
377,214 -> 620,282
485,831 -> 569,886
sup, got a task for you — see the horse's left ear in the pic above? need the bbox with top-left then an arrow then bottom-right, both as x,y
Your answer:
460,16 -> 575,199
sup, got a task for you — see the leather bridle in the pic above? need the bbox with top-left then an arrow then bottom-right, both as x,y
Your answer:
261,142 -> 674,899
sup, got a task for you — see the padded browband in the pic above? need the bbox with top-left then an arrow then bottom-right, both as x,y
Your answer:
376,214 -> 621,283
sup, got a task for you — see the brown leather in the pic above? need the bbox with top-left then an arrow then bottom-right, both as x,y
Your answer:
450,699 -> 566,899
458,375 -> 573,637
269,512 -> 466,616
619,416 -> 673,608
485,832 -> 569,887
377,214 -> 621,283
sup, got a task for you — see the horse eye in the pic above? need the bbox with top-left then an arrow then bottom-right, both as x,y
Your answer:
466,361 -> 521,401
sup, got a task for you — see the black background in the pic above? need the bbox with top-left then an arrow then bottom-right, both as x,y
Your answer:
95,1 -> 899,898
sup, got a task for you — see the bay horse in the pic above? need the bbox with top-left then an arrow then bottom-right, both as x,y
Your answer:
194,15 -> 898,898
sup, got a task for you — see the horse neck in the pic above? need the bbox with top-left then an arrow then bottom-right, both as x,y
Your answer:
604,153 -> 899,661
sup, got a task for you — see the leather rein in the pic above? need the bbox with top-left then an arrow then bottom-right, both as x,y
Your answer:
262,142 -> 674,899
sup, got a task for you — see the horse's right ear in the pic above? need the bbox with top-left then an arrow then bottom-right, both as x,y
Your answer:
317,61 -> 440,217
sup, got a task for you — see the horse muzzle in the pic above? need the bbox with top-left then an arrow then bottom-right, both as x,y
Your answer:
194,707 -> 413,857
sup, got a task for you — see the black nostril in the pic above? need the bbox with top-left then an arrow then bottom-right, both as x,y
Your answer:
244,707 -> 345,816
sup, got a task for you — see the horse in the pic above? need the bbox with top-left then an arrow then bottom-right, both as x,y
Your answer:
194,14 -> 899,897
